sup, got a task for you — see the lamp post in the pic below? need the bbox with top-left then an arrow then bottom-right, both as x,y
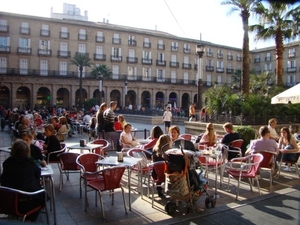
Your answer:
98,73 -> 103,105
124,80 -> 128,108
196,43 -> 205,120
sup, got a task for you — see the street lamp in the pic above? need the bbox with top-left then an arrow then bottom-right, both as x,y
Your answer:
124,80 -> 128,108
98,73 -> 103,105
196,43 -> 205,120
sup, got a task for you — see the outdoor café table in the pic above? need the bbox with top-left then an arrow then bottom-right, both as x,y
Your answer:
0,146 -> 11,174
95,156 -> 141,211
67,143 -> 103,154
41,164 -> 56,225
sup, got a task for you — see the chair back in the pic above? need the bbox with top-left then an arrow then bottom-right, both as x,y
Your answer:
59,152 -> 80,170
248,153 -> 264,176
257,151 -> 276,169
91,139 -> 109,155
230,139 -> 244,148
173,139 -> 195,151
127,148 -> 150,168
179,134 -> 192,141
151,161 -> 166,183
103,166 -> 126,190
76,153 -> 102,173
47,143 -> 67,164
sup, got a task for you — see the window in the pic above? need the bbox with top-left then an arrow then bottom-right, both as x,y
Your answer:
237,53 -> 242,61
287,75 -> 296,86
41,24 -> 50,36
157,39 -> 164,50
206,59 -> 213,67
128,66 -> 137,79
288,48 -> 296,58
217,61 -> 224,72
128,49 -> 136,62
96,31 -> 104,42
59,61 -> 67,75
227,62 -> 232,69
265,52 -> 271,61
113,33 -> 121,44
171,42 -> 178,51
19,59 -> 28,75
59,42 -> 68,57
0,20 -> 8,32
184,72 -> 189,84
217,49 -> 223,58
206,48 -> 213,57
143,67 -> 151,80
38,40 -> 50,56
236,64 -> 241,70
112,47 -> 121,59
40,60 -> 48,75
264,63 -> 272,71
112,65 -> 119,79
0,57 -> 7,74
143,37 -> 151,48
227,75 -> 232,84
18,38 -> 31,54
183,44 -> 190,53
60,27 -> 69,38
227,52 -> 233,60
157,69 -> 165,81
287,60 -> 297,72
128,35 -> 136,46
20,22 -> 29,34
254,54 -> 260,63
79,29 -> 87,40
171,71 -> 176,83
158,52 -> 164,61
255,65 -> 261,73
78,44 -> 86,53
143,51 -> 151,60
207,74 -> 212,86
217,75 -> 222,85
0,36 -> 10,52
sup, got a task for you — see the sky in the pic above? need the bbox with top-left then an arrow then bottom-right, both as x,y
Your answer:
1,0 -> 292,50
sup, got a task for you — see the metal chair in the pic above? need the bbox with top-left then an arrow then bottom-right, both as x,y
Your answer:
276,150 -> 300,178
173,139 -> 195,151
179,133 -> 193,141
46,143 -> 67,165
87,166 -> 127,219
227,153 -> 264,200
255,150 -> 277,186
90,139 -> 109,156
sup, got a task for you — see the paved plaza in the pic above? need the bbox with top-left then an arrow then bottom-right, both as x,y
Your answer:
0,122 -> 299,225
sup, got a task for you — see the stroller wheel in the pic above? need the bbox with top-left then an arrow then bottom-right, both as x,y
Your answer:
205,197 -> 211,208
165,201 -> 177,215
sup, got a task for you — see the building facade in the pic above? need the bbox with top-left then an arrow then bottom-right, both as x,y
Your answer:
0,11 -> 299,111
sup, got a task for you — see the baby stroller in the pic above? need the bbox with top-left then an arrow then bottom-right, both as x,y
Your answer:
164,146 -> 215,215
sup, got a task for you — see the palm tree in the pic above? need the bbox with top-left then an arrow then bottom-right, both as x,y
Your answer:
221,0 -> 260,95
249,71 -> 275,95
249,2 -> 300,86
69,53 -> 92,107
231,69 -> 242,90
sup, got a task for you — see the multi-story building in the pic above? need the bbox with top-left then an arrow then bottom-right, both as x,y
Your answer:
0,9 -> 299,111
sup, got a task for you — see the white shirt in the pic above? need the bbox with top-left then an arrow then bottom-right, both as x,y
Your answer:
163,111 -> 172,122
268,125 -> 279,139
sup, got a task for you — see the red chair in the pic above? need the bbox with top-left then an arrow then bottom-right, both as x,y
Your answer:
148,161 -> 166,208
87,166 -> 127,219
0,186 -> 49,224
76,153 -> 104,211
179,133 -> 193,141
90,139 -> 109,156
58,152 -> 81,191
256,150 -> 277,186
227,153 -> 264,200
46,143 -> 67,165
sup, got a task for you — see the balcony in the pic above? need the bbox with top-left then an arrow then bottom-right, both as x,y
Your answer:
182,63 -> 191,69
171,46 -> 178,52
156,60 -> 166,66
142,58 -> 152,65
40,29 -> 50,37
128,40 -> 137,46
157,44 -> 165,50
127,57 -> 138,63
0,25 -> 9,32
95,36 -> 105,43
19,27 -> 30,35
112,38 -> 121,44
169,61 -> 179,68
143,42 -> 151,48
110,56 -> 122,62
289,53 -> 296,58
265,56 -> 271,61
94,54 -> 106,61
194,64 -> 198,70
0,46 -> 10,53
206,66 -> 214,72
17,47 -> 31,55
60,32 -> 69,39
227,55 -> 233,60
183,48 -> 191,54
217,53 -> 223,59
206,52 -> 213,57
78,34 -> 88,41
38,49 -> 52,56
57,50 -> 71,58
236,56 -> 242,61
76,52 -> 89,58
287,67 -> 297,73
254,58 -> 260,63
226,68 -> 234,74
216,67 -> 224,73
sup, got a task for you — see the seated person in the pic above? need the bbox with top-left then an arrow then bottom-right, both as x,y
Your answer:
50,116 -> 61,133
42,124 -> 62,162
268,118 -> 280,141
169,125 -> 180,143
199,123 -> 217,146
18,116 -> 35,137
120,123 -> 139,148
33,113 -> 43,127
118,115 -> 127,129
221,122 -> 241,160
142,125 -> 164,152
0,140 -> 45,221
56,116 -> 69,142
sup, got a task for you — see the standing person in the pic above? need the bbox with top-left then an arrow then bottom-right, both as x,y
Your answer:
221,122 -> 241,160
189,103 -> 196,121
200,107 -> 207,121
114,116 -> 123,131
103,101 -> 117,132
268,118 -> 280,141
88,116 -> 97,142
162,106 -> 172,133
96,102 -> 107,138
42,124 -> 61,162
0,140 -> 45,221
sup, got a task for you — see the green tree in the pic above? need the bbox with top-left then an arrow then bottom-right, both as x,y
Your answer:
249,71 -> 275,95
91,64 -> 112,79
249,2 -> 300,86
221,0 -> 260,95
69,53 -> 92,107
231,69 -> 242,90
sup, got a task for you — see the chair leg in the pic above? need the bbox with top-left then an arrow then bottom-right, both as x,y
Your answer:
227,175 -> 231,192
256,177 -> 261,195
236,176 -> 241,200
151,181 -> 155,208
248,178 -> 253,192
295,164 -> 300,178
99,192 -> 105,219
121,187 -> 128,215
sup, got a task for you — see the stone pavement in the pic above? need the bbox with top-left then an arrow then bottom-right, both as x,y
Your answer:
0,123 -> 299,225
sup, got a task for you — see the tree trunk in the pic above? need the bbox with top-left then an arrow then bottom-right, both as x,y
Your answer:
79,68 -> 83,107
241,10 -> 250,96
275,30 -> 284,86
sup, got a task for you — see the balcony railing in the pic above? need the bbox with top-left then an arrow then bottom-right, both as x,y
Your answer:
169,62 -> 179,68
157,44 -> 165,50
236,56 -> 242,61
0,25 -> 9,32
226,68 -> 234,74
289,53 -> 296,58
128,40 -> 137,46
206,52 -> 213,57
156,60 -> 166,66
40,29 -> 50,37
127,57 -> 138,63
57,50 -> 71,58
110,56 -> 122,62
60,32 -> 69,39
217,53 -> 223,59
265,56 -> 271,61
38,49 -> 52,56
287,67 -> 297,72
206,66 -> 214,72
94,54 -> 106,61
227,55 -> 233,60
182,63 -> 191,69
183,48 -> 191,53
78,34 -> 88,40
254,58 -> 260,63
0,46 -> 10,53
216,67 -> 224,73
143,42 -> 151,48
19,27 -> 30,35
142,58 -> 152,65
76,52 -> 89,58
112,38 -> 121,44
17,47 -> 31,55
95,36 -> 105,43
171,46 -> 178,52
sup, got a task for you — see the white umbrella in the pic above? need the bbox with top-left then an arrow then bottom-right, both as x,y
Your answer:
271,83 -> 300,104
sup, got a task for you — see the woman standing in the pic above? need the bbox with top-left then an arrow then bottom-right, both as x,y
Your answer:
96,102 -> 107,138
